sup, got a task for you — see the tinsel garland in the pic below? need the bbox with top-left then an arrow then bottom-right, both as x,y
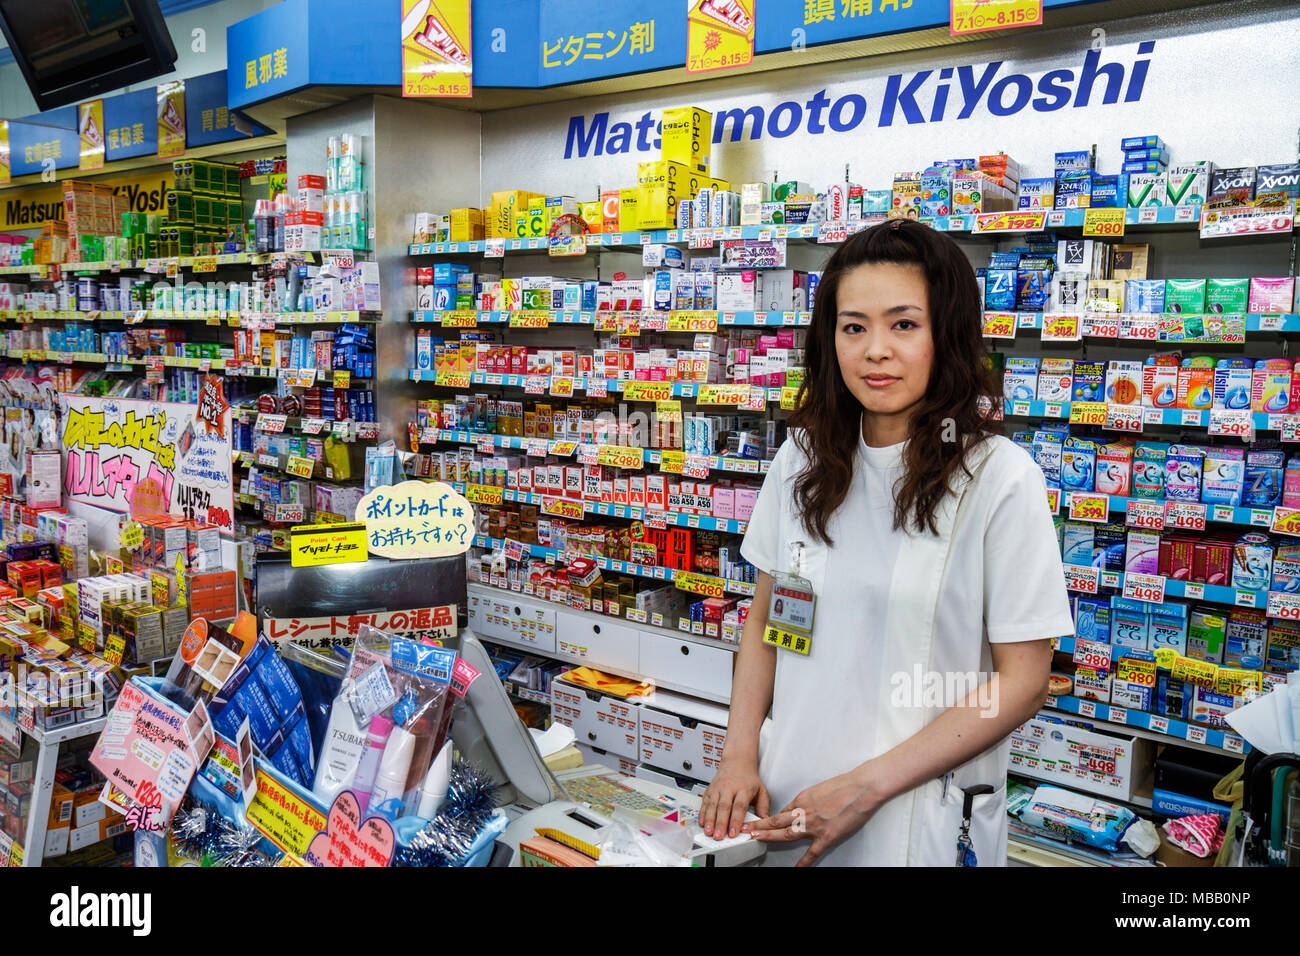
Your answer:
169,801 -> 276,867
391,759 -> 498,867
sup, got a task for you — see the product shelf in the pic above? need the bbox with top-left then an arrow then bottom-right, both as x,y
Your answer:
472,533 -> 757,598
236,411 -> 376,441
1003,397 -> 1299,431
405,206 -> 1243,258
1043,690 -> 1247,756
408,369 -> 789,405
447,480 -> 748,535
999,311 -> 1300,335
411,309 -> 813,328
1066,490 -> 1279,530
0,350 -> 269,374
1062,565 -> 1268,610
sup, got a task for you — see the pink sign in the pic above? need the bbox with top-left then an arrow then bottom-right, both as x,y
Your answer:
305,790 -> 397,867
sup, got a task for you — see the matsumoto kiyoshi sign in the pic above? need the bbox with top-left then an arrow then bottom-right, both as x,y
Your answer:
1,169 -> 170,229
563,42 -> 1156,157
60,396 -> 235,533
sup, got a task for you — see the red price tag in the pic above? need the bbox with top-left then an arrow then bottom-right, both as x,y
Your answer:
818,222 -> 847,244
683,455 -> 710,479
1081,314 -> 1121,338
1164,501 -> 1207,532
1208,408 -> 1253,439
689,231 -> 713,249
1125,499 -> 1165,531
1073,638 -> 1114,672
1105,404 -> 1144,433
1063,564 -> 1099,594
259,414 -> 287,433
1068,492 -> 1110,523
1266,590 -> 1300,621
1271,507 -> 1300,537
981,312 -> 1016,338
1123,571 -> 1167,605
1041,313 -> 1081,341
476,434 -> 496,455
1119,315 -> 1158,340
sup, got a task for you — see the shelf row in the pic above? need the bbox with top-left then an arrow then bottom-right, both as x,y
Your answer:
0,309 -> 379,325
418,428 -> 771,476
406,205 -> 1251,257
408,369 -> 795,406
237,412 -> 380,441
1043,686 -> 1246,756
0,350 -> 270,375
1060,564 -> 1285,614
473,533 -> 757,599
412,308 -> 812,329
448,480 -> 749,534
0,252 -> 270,276
1060,489 -> 1287,531
990,311 -> 1300,338
1004,398 -> 1300,433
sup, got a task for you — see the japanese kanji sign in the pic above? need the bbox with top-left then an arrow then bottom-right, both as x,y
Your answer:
156,80 -> 186,158
263,604 -> 458,650
356,480 -> 474,559
195,374 -> 230,439
290,522 -> 368,567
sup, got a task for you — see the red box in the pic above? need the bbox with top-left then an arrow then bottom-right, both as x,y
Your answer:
1193,536 -> 1234,587
1160,535 -> 1197,581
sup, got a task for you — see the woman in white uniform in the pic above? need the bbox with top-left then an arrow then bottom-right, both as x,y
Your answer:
699,219 -> 1074,866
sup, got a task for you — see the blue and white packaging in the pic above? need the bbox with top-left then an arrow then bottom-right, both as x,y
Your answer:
1126,530 -> 1160,574
1213,359 -> 1253,410
1110,597 -> 1150,651
1089,174 -> 1125,208
1201,447 -> 1244,506
1164,446 -> 1203,500
1054,150 -> 1091,171
1063,522 -> 1095,566
1126,279 -> 1166,313
1054,170 -> 1093,208
985,269 -> 1016,310
1124,146 -> 1168,165
1123,160 -> 1167,175
1150,602 -> 1189,654
1232,533 -> 1272,592
1036,358 -> 1075,402
1017,177 -> 1055,209
1003,357 -> 1039,402
1032,427 -> 1066,484
651,271 -> 674,311
1122,135 -> 1167,152
1075,597 -> 1111,642
1243,448 -> 1285,507
642,244 -> 684,268
1061,437 -> 1096,492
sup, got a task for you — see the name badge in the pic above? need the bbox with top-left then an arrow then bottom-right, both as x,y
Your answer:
764,541 -> 816,655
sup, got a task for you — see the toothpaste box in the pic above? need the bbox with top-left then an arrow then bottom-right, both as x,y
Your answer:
1036,358 -> 1074,402
1167,163 -> 1211,205
1127,173 -> 1166,207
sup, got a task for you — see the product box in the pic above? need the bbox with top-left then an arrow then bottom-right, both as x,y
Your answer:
1009,714 -> 1150,801
1248,276 -> 1296,314
1255,162 -> 1300,199
1209,166 -> 1256,204
1167,163 -> 1211,205
1188,607 -> 1227,664
1036,359 -> 1074,402
1225,608 -> 1268,668
1164,278 -> 1206,313
1127,173 -> 1166,207
1205,277 -> 1250,313
1017,177 -> 1054,209
1105,361 -> 1142,406
1112,655 -> 1156,711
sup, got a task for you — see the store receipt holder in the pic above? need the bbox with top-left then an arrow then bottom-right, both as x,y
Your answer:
451,630 -> 764,866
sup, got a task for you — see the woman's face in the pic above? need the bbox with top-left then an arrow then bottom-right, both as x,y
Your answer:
834,261 -> 934,436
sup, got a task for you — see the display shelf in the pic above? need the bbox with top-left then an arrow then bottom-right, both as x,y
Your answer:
1060,490 -> 1279,530
408,369 -> 787,404
0,265 -> 49,276
473,533 -> 757,598
411,309 -> 813,328
416,428 -> 771,476
1062,565 -> 1267,610
1000,311 -> 1300,335
1003,397 -> 1296,431
19,715 -> 106,747
1043,692 -> 1248,756
504,680 -> 552,706
405,206 -> 1237,257
264,310 -> 381,324
0,350 -> 266,374
61,252 -> 269,273
447,480 -> 748,534
236,411 -> 375,441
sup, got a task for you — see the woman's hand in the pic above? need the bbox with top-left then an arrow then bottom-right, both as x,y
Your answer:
748,770 -> 882,867
699,759 -> 770,840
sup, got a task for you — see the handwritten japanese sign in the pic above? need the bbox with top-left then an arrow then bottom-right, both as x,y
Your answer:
305,790 -> 396,867
245,765 -> 327,863
356,480 -> 474,558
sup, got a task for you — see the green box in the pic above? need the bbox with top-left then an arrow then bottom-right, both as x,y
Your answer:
195,197 -> 213,227
144,213 -> 163,234
225,199 -> 243,226
1164,278 -> 1206,314
225,166 -> 241,195
121,211 -> 145,238
167,190 -> 195,225
1205,277 -> 1250,314
172,161 -> 193,191
177,228 -> 195,256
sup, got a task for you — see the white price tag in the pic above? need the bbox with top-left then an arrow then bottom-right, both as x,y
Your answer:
1123,571 -> 1166,604
1164,501 -> 1207,532
258,414 -> 287,433
485,238 -> 505,258
476,434 -> 496,455
1224,735 -> 1244,754
1105,404 -> 1143,433
1125,499 -> 1165,531
1108,706 -> 1128,725
576,443 -> 599,465
523,375 -> 547,395
1119,316 -> 1158,340
526,439 -> 548,458
1208,408 -> 1253,439
1181,409 -> 1204,427
1073,638 -> 1113,672
1266,590 -> 1300,621
1080,314 -> 1120,338
1063,564 -> 1100,594
587,378 -> 608,398
300,418 -> 327,434
1148,716 -> 1169,734
1182,582 -> 1204,600
818,222 -> 847,244
1278,416 -> 1300,442
1142,407 -> 1165,425
1138,207 -> 1158,223
682,455 -> 710,479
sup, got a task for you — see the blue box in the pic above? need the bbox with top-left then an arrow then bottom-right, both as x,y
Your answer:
984,268 -> 1016,309
1075,597 -> 1111,643
1122,135 -> 1167,152
432,263 -> 470,284
1124,146 -> 1168,165
1123,161 -> 1167,175
1089,174 -> 1125,208
1054,150 -> 1091,171
1126,279 -> 1166,313
1155,674 -> 1192,718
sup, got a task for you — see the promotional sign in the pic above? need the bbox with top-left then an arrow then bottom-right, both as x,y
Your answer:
687,0 -> 755,74
356,480 -> 474,558
263,604 -> 458,649
246,765 -> 328,863
157,80 -> 187,157
78,101 -> 105,171
401,0 -> 473,97
0,120 -> 9,186
305,790 -> 396,867
951,0 -> 1042,36
290,521 -> 369,566
60,396 -> 236,532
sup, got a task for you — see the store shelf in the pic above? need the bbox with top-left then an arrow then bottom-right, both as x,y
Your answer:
412,309 -> 813,328
473,533 -> 757,598
999,310 -> 1300,335
406,207 -> 1236,257
1061,490 -> 1279,529
19,716 -> 106,746
408,369 -> 789,405
236,412 -> 376,440
0,349 -> 253,373
504,680 -> 552,705
1062,566 -> 1267,609
447,480 -> 748,534
1004,398 -> 1299,431
62,252 -> 269,273
417,428 -> 771,476
0,265 -> 49,276
1043,691 -> 1248,756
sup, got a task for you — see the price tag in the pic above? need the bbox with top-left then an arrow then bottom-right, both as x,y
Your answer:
1062,564 -> 1099,594
548,440 -> 577,456
980,312 -> 1016,338
674,571 -> 726,599
1199,200 -> 1295,240
485,238 -> 505,258
1266,590 -> 1300,621
683,454 -> 710,479
509,310 -> 550,329
688,231 -> 713,249
1138,207 -> 1159,224
1119,315 -> 1159,340
1073,638 -> 1113,672
333,370 -> 351,389
286,456 -> 316,479
596,444 -> 644,470
540,496 -> 584,520
1041,312 -> 1081,341
1068,492 -> 1110,523
191,255 -> 218,273
623,381 -> 672,402
1069,401 -> 1107,426
145,357 -> 165,384
1259,313 -> 1291,333
275,504 -> 306,524
260,413 -> 291,435
1105,404 -> 1144,433
356,422 -> 380,440
643,511 -> 668,530
526,439 -> 548,458
465,483 -> 504,506
1080,314 -> 1121,338
549,376 -> 573,397
1180,409 -> 1203,427
1236,589 -> 1258,608
1123,571 -> 1167,604
440,310 -> 478,328
1125,499 -> 1165,531
523,375 -> 547,395
972,211 -> 1046,233
1164,501 -> 1207,532
666,311 -> 719,333
696,384 -> 748,405
1208,408 -> 1252,439
474,433 -> 496,455
587,378 -> 607,398
1046,487 -> 1060,513
1082,207 -> 1126,238
1148,716 -> 1169,735
818,222 -> 847,244
1271,507 -> 1300,537
1224,735 -> 1244,754
258,453 -> 280,468
576,443 -> 599,465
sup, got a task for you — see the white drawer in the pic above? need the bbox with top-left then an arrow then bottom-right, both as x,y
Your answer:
637,631 -> 733,701
554,611 -> 639,674
551,681 -> 641,761
638,705 -> 727,783
471,593 -> 557,653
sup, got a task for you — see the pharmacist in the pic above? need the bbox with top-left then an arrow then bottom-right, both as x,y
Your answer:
700,219 -> 1073,866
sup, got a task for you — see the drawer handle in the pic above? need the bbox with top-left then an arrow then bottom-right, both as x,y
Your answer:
587,731 -> 597,741
592,624 -> 601,635
682,760 -> 692,771
679,644 -> 690,656
513,606 -> 521,616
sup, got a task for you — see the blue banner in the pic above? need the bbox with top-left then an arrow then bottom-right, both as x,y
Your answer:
10,109 -> 79,176
104,90 -> 157,160
227,0 -> 312,109
188,70 -> 273,146
536,0 -> 683,86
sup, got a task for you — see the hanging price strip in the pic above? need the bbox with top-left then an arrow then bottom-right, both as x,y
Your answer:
1164,501 -> 1207,532
667,311 -> 719,333
1069,401 -> 1107,426
1208,408 -> 1253,438
1125,499 -> 1165,531
1123,571 -> 1167,605
1082,207 -> 1126,238
1270,507 -> 1300,537
1041,313 -> 1081,341
1073,638 -> 1113,672
1119,315 -> 1159,340
1067,492 -> 1110,523
981,312 -> 1016,338
972,211 -> 1046,233
540,496 -> 584,520
1062,564 -> 1100,594
1105,404 -> 1144,433
1080,313 -> 1121,338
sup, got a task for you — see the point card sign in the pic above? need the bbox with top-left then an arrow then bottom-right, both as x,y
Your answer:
356,480 -> 474,558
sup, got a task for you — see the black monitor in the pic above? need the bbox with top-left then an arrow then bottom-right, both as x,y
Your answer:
0,0 -> 178,111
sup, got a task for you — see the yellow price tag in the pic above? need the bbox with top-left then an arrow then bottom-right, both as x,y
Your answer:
1170,654 -> 1219,689
981,311 -> 1017,337
951,0 -> 1042,35
191,256 -> 218,273
623,381 -> 673,402
509,310 -> 550,328
333,370 -> 351,389
1070,401 -> 1108,426
175,552 -> 187,608
286,456 -> 316,479
696,384 -> 747,405
1083,207 -> 1126,238
597,444 -> 645,469
675,571 -> 726,599
440,310 -> 478,328
1215,667 -> 1263,697
290,522 -> 368,567
780,386 -> 800,410
119,520 -> 144,550
465,483 -> 504,505
667,311 -> 718,333
435,371 -> 472,389
659,450 -> 685,474
245,766 -> 327,862
540,496 -> 584,520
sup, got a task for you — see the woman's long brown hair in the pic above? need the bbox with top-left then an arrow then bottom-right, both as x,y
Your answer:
789,218 -> 996,543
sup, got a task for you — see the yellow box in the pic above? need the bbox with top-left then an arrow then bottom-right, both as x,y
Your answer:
661,107 -> 711,172
488,190 -> 544,238
579,201 -> 602,232
449,207 -> 484,241
544,195 -> 577,231
636,161 -> 708,228
707,176 -> 731,193
617,189 -> 639,231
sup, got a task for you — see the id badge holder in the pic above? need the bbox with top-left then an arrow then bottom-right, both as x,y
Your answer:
763,541 -> 817,656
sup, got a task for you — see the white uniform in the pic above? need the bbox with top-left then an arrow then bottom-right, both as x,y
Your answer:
740,430 -> 1074,866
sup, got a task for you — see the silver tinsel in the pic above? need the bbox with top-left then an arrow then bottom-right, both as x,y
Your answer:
392,760 -> 497,867
169,798 -> 276,867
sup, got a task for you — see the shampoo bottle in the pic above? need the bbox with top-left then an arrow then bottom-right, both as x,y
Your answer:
312,697 -> 367,803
